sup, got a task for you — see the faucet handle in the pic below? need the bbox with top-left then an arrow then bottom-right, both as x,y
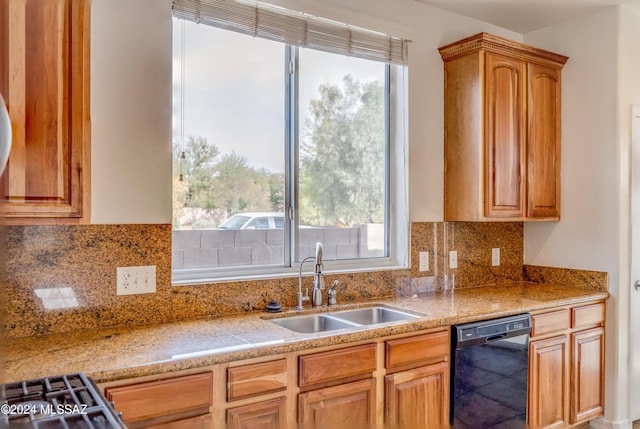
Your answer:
327,280 -> 339,305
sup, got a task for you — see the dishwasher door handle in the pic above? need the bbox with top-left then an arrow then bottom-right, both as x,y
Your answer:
486,333 -> 508,342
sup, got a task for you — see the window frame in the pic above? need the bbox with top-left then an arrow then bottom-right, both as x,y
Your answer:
171,14 -> 409,285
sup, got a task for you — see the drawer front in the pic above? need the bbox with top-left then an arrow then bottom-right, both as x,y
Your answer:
531,309 -> 569,337
105,372 -> 213,423
572,303 -> 605,329
385,330 -> 449,370
299,343 -> 376,387
227,359 -> 287,401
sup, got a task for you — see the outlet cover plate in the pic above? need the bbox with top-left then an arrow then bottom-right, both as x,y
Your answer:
117,266 -> 156,295
419,251 -> 430,272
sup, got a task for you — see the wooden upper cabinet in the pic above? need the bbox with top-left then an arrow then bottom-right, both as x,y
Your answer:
0,0 -> 90,223
439,33 -> 567,221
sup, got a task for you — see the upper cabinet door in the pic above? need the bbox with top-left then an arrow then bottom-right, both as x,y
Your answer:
527,63 -> 561,219
484,53 -> 526,218
0,0 -> 90,223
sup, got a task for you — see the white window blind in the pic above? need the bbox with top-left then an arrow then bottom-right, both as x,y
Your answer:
172,0 -> 409,65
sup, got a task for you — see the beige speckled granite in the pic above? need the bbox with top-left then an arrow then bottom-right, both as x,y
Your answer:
3,225 -> 173,337
4,283 -> 608,384
3,222 -> 603,342
171,269 -> 407,321
444,222 -> 524,288
524,265 -> 608,291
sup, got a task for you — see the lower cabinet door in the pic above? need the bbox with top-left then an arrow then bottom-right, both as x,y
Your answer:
571,327 -> 605,423
384,361 -> 449,427
528,335 -> 569,428
226,397 -> 287,429
298,378 -> 376,427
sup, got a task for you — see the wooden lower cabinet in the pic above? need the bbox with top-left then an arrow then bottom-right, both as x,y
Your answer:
528,335 -> 569,428
227,397 -> 287,429
385,361 -> 449,427
570,327 -> 605,423
298,378 -> 376,428
528,302 -> 606,428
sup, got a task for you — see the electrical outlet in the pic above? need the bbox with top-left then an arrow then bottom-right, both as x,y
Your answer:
492,248 -> 500,266
449,250 -> 458,269
419,251 -> 430,272
117,266 -> 156,295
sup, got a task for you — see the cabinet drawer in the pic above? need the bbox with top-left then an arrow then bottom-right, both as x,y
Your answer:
227,397 -> 287,429
572,303 -> 605,329
299,343 -> 376,387
531,309 -> 569,337
105,372 -> 213,423
227,359 -> 287,401
385,330 -> 449,370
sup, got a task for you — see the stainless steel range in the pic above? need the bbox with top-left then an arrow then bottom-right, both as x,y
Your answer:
1,373 -> 126,428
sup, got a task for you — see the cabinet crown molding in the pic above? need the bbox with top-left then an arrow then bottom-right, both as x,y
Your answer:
438,32 -> 569,68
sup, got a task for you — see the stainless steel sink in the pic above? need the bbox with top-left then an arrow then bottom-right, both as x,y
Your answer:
329,306 -> 420,325
269,314 -> 358,333
268,306 -> 420,333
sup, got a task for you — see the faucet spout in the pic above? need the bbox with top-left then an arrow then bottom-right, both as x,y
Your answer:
312,242 -> 325,307
296,256 -> 314,310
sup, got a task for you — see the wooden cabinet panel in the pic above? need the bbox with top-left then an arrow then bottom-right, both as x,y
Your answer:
105,372 -> 213,425
385,330 -> 449,371
572,303 -> 605,329
0,0 -> 89,222
439,32 -> 568,221
384,361 -> 449,427
149,414 -> 212,429
227,397 -> 287,429
528,335 -> 569,428
298,378 -> 376,427
531,309 -> 570,338
484,53 -> 526,218
527,63 -> 561,218
571,327 -> 604,423
298,343 -> 376,387
227,359 -> 287,401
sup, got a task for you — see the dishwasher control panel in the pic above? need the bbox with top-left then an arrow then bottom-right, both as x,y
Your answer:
454,313 -> 531,344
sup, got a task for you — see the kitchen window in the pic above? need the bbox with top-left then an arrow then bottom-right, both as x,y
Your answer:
171,0 -> 409,283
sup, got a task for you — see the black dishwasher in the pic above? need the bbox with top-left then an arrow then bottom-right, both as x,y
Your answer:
450,313 -> 531,428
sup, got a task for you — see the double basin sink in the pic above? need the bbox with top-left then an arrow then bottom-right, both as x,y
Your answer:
268,306 -> 420,334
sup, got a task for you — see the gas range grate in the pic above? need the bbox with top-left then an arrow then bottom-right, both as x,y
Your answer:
1,373 -> 126,429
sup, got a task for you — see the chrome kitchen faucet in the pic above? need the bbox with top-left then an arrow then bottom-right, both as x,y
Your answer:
296,242 -> 326,309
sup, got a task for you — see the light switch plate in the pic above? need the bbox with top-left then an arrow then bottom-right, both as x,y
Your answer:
117,266 -> 156,295
419,251 -> 429,272
492,248 -> 500,266
449,251 -> 458,269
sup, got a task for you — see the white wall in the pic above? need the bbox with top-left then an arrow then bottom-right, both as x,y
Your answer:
619,4 -> 640,424
88,0 -> 520,224
91,0 -> 174,223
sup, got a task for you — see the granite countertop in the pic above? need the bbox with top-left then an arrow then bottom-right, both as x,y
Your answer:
4,282 -> 608,384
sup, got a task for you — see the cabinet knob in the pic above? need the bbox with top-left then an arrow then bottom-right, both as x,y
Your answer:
635,280 -> 640,290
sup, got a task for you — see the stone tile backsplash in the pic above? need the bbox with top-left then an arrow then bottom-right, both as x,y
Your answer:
1,221 -> 605,338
